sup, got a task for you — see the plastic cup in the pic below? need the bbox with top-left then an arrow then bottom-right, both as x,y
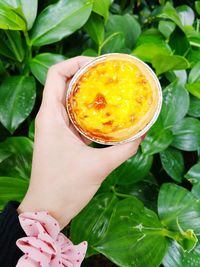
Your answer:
66,53 -> 162,145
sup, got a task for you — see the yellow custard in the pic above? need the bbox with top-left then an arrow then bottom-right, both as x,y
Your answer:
67,54 -> 161,144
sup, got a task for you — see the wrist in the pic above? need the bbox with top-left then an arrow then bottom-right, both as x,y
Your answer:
18,192 -> 70,229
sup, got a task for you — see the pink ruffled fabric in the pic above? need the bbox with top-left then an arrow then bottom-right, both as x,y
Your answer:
16,211 -> 87,267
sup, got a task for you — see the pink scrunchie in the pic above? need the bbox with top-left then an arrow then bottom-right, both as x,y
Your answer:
16,211 -> 87,267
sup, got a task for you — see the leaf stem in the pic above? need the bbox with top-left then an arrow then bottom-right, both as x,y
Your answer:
111,186 -> 134,199
23,31 -> 32,76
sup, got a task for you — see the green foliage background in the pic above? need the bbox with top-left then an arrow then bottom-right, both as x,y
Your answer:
0,0 -> 200,266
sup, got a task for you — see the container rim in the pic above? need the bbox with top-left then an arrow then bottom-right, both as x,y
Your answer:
66,53 -> 162,145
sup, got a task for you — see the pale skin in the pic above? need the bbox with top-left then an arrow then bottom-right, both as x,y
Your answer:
18,56 -> 142,229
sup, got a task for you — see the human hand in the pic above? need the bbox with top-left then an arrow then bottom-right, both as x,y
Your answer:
18,56 -> 141,229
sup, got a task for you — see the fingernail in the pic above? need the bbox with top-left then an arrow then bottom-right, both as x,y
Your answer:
141,134 -> 146,141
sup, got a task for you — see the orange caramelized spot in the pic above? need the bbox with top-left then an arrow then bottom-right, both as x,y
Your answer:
93,93 -> 107,110
103,120 -> 114,126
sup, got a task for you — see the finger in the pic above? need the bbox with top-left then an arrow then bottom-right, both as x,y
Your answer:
42,56 -> 94,109
97,138 -> 141,173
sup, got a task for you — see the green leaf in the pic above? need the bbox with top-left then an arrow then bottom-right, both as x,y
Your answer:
0,31 -> 18,60
152,55 -> 190,75
2,0 -> 38,30
163,240 -> 200,267
4,30 -> 24,62
172,117 -> 200,151
192,183 -> 200,199
160,148 -> 184,182
31,0 -> 93,46
0,76 -> 36,133
114,148 -> 153,185
195,1 -> 200,15
161,81 -> 189,127
186,83 -> 200,99
176,5 -> 195,26
0,177 -> 28,210
0,3 -> 26,30
141,117 -> 174,155
93,0 -> 110,21
84,13 -> 104,45
188,62 -> 200,84
184,26 -> 200,48
132,42 -> 171,63
188,95 -> 200,118
30,53 -> 66,85
0,150 -> 11,164
166,70 -> 187,86
168,27 -> 190,56
101,31 -> 126,54
28,120 -> 35,141
158,20 -> 175,38
71,193 -> 118,257
117,174 -> 158,211
81,48 -> 98,56
187,48 -> 200,66
158,183 -> 200,234
185,162 -> 200,184
95,197 -> 168,267
158,2 -> 183,30
106,14 -> 141,49
0,137 -> 33,179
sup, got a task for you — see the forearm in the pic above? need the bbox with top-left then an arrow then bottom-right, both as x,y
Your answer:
0,202 -> 24,267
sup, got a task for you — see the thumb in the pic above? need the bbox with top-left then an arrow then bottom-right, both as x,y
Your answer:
97,138 -> 141,173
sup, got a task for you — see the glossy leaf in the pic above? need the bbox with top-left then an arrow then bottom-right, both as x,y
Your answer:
106,14 -> 141,48
0,3 -> 26,30
95,197 -> 168,267
141,117 -> 174,155
117,174 -> 158,211
158,21 -> 175,38
163,240 -> 200,267
158,183 -> 200,234
0,176 -> 28,210
0,137 -> 33,179
4,30 -> 24,62
172,117 -> 200,151
165,70 -> 187,86
185,162 -> 200,184
192,183 -> 200,199
132,42 -> 171,63
28,120 -> 35,141
195,1 -> 200,15
186,83 -> 200,99
168,27 -> 190,56
152,55 -> 190,75
101,31 -> 126,54
0,76 -> 36,133
188,96 -> 200,118
84,13 -> 104,45
114,148 -> 153,185
158,2 -> 183,30
0,31 -> 23,61
188,62 -> 200,84
93,0 -> 110,21
160,147 -> 184,182
30,53 -> 66,85
2,0 -> 38,30
176,5 -> 195,26
71,193 -> 118,256
161,81 -> 189,127
31,0 -> 93,46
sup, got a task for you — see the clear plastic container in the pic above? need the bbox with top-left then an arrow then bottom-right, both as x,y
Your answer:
66,53 -> 162,145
